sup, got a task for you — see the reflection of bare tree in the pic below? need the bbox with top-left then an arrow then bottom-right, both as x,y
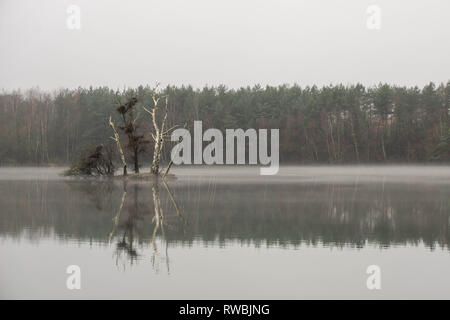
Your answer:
112,184 -> 145,268
150,180 -> 185,274
109,187 -> 126,243
109,179 -> 185,272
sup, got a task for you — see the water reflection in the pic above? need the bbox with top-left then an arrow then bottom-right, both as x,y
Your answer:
0,177 -> 449,268
96,180 -> 186,272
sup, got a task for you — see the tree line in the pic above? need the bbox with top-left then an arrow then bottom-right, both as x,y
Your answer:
0,82 -> 449,166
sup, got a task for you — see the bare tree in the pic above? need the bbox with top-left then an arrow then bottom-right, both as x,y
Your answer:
109,116 -> 127,176
144,94 -> 179,175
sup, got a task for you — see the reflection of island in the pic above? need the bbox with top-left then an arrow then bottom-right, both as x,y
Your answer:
107,180 -> 185,272
1,178 -> 450,251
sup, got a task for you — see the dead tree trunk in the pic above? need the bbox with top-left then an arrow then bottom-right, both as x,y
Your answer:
109,116 -> 127,176
144,95 -> 178,175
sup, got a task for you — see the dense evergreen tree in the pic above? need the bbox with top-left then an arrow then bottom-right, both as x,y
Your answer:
0,82 -> 449,165
115,97 -> 149,173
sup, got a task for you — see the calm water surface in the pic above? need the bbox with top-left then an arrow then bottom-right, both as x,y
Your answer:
1,166 -> 450,299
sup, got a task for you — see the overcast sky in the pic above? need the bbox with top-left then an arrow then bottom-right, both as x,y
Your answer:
0,0 -> 449,91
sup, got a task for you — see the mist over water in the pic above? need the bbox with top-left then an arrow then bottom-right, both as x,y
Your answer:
1,166 -> 450,299
2,165 -> 450,182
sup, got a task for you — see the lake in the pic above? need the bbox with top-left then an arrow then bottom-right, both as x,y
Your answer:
1,166 -> 450,299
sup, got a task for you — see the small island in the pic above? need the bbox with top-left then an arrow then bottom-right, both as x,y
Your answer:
64,88 -> 181,182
